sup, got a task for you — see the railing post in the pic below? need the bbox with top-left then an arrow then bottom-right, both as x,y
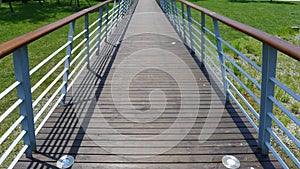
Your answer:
105,3 -> 109,40
258,43 -> 277,155
187,5 -> 194,53
174,0 -> 180,33
121,0 -> 125,16
61,21 -> 75,105
13,46 -> 36,158
97,6 -> 104,56
160,0 -> 165,11
200,12 -> 206,65
161,0 -> 165,12
181,2 -> 186,43
164,0 -> 168,13
122,0 -> 127,16
167,0 -> 171,16
117,0 -> 121,22
213,19 -> 228,100
109,0 -> 116,35
170,0 -> 175,26
85,14 -> 90,66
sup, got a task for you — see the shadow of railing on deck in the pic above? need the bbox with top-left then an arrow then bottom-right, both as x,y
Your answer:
190,49 -> 277,168
22,2 -> 136,168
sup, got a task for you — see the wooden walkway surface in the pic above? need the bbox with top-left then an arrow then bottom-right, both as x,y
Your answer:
16,0 -> 281,168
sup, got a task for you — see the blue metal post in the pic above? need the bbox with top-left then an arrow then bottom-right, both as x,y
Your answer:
258,43 -> 277,155
85,14 -> 90,66
171,0 -> 175,26
213,19 -> 228,100
167,0 -> 171,16
181,3 -> 186,42
161,0 -> 165,11
201,12 -> 206,65
174,0 -> 180,33
163,0 -> 168,14
61,21 -> 75,105
96,6 -> 104,56
127,0 -> 131,11
187,6 -> 194,53
121,0 -> 128,17
13,46 -> 36,158
105,3 -> 109,40
109,0 -> 116,35
117,0 -> 121,22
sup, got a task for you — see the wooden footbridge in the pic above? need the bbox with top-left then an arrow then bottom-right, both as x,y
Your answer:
0,0 -> 299,168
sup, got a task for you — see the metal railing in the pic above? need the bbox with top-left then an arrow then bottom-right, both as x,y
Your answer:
158,0 -> 300,168
0,0 -> 131,168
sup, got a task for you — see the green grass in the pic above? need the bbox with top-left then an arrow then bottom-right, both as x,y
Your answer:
0,0 -> 299,168
188,0 -> 300,42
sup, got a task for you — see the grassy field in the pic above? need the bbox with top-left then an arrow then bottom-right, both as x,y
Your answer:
189,0 -> 300,42
0,0 -> 299,168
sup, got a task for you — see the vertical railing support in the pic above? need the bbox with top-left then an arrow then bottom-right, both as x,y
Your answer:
181,3 -> 186,43
174,0 -> 180,33
85,14 -> 90,66
105,3 -> 109,40
187,5 -> 194,53
213,19 -> 228,100
161,0 -> 165,12
258,43 -> 277,155
164,0 -> 168,12
61,21 -> 75,105
117,0 -> 121,22
200,12 -> 206,65
167,0 -> 171,16
13,46 -> 36,158
171,0 -> 175,26
96,6 -> 104,56
109,0 -> 116,35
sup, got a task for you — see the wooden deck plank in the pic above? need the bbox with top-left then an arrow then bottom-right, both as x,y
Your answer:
15,0 -> 281,168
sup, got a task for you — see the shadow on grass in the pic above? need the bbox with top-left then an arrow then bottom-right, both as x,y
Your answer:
0,1 -> 93,24
228,0 -> 298,5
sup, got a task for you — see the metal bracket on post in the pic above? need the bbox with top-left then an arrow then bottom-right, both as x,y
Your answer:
85,14 -> 90,67
213,19 -> 228,100
258,43 -> 277,155
61,21 -> 75,105
181,3 -> 186,43
200,12 -> 206,66
96,6 -> 104,56
13,46 -> 36,158
187,5 -> 194,54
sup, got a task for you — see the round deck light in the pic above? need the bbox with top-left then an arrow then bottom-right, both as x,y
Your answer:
56,155 -> 74,169
222,155 -> 240,169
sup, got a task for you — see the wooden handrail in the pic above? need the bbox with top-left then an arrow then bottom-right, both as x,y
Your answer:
0,0 -> 113,59
178,0 -> 300,61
